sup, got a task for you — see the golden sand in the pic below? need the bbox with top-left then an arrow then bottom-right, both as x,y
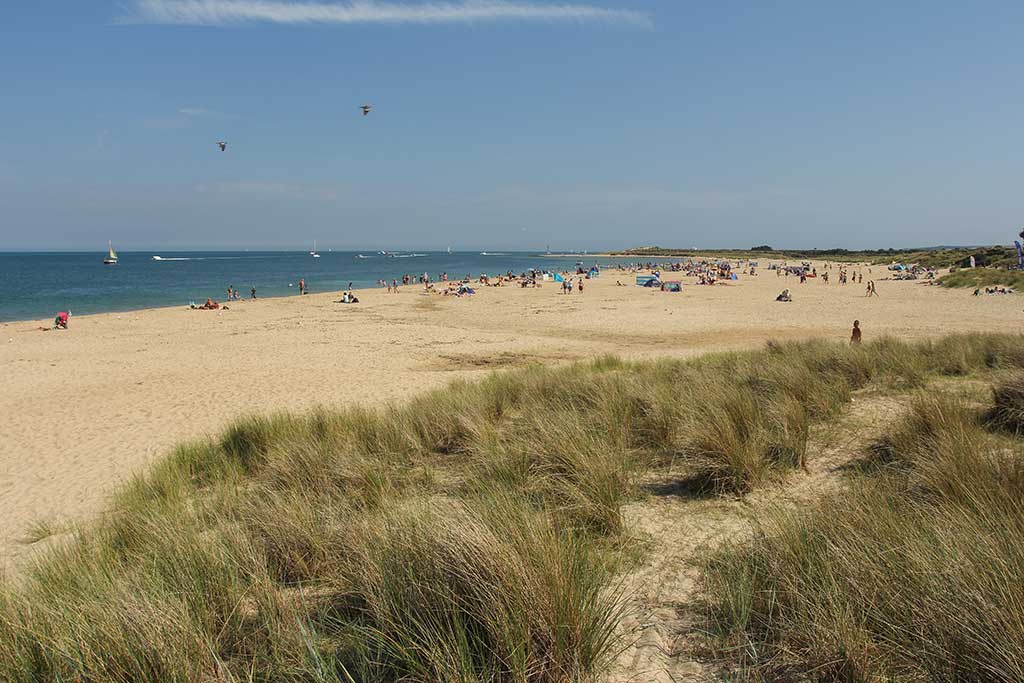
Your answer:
0,262 -> 1017,571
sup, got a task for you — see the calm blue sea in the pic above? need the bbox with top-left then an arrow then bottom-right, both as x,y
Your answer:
0,251 -> 629,322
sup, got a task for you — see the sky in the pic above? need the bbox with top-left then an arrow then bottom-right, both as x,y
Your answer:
1,0 -> 1022,251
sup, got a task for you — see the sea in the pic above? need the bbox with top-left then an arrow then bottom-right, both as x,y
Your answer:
0,251 -> 634,322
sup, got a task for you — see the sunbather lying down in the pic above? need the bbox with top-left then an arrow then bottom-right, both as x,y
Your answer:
776,289 -> 792,302
191,298 -> 221,310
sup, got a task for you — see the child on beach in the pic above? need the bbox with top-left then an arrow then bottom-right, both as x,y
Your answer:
851,320 -> 862,344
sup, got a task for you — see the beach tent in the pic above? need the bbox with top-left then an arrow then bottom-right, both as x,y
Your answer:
587,268 -> 600,278
730,273 -> 738,280
636,275 -> 657,286
662,281 -> 682,292
553,273 -> 566,283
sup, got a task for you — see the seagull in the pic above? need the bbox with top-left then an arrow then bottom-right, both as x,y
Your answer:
361,105 -> 372,116
217,141 -> 227,152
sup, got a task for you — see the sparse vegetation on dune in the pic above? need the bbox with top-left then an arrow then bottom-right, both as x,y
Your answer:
939,267 -> 1024,290
3,334 -> 1024,681
706,383 -> 1024,682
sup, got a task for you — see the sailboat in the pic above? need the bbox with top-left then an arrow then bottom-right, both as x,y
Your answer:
310,240 -> 321,258
103,241 -> 118,265
447,245 -> 451,255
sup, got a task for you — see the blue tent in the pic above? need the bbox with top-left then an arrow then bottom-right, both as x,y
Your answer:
553,273 -> 566,282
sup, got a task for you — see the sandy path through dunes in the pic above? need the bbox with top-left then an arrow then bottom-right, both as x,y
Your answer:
1,264 -> 1019,572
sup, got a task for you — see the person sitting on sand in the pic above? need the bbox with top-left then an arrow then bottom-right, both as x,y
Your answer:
53,311 -> 69,329
776,289 -> 792,302
851,320 -> 862,345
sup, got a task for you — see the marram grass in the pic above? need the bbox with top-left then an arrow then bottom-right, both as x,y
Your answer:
3,333 -> 1024,682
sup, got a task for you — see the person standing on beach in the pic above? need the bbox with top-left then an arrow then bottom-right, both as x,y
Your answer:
392,279 -> 399,293
251,286 -> 256,299
578,278 -> 584,294
298,278 -> 306,295
851,320 -> 862,344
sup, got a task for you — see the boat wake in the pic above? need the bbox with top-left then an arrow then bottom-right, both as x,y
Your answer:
152,256 -> 247,261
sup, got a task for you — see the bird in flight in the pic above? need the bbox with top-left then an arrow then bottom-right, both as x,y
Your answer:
361,105 -> 372,116
217,141 -> 227,152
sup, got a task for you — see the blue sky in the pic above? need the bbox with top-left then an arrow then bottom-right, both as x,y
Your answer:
1,1 -> 1022,251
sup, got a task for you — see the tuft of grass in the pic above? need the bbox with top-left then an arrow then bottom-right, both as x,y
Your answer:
987,372 -> 1024,435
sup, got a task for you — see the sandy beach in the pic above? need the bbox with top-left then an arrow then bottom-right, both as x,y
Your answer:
1,263 -> 1019,572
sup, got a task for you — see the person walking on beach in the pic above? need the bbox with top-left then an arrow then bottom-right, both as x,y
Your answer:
866,281 -> 878,297
299,278 -> 306,296
851,320 -> 862,344
250,286 -> 256,300
578,278 -> 584,294
392,279 -> 399,293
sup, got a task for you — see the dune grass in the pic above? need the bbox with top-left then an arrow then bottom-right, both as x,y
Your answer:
706,382 -> 1024,682
3,334 -> 1024,682
939,267 -> 1024,289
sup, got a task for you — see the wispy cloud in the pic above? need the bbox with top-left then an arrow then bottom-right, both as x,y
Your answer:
178,106 -> 232,118
118,0 -> 652,27
197,180 -> 352,201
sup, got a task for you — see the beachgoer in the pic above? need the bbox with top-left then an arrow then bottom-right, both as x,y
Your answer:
299,278 -> 306,295
851,320 -> 862,344
251,287 -> 256,299
392,279 -> 399,293
53,311 -> 69,329
578,278 -> 584,294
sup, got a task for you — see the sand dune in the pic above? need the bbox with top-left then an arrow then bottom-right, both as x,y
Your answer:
0,263 -> 1017,573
